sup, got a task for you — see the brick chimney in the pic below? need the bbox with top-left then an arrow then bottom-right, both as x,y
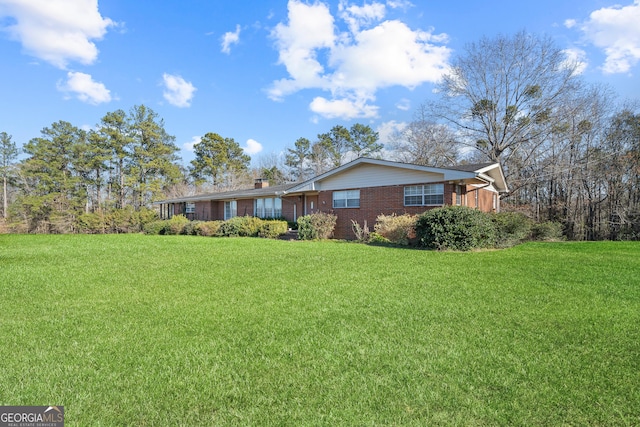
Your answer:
254,178 -> 269,189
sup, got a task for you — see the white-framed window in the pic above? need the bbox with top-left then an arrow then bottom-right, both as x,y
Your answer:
455,185 -> 462,206
185,202 -> 195,214
224,200 -> 237,220
333,190 -> 360,208
404,184 -> 444,206
254,197 -> 282,218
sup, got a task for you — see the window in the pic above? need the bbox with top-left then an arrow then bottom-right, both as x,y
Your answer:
224,201 -> 237,220
455,185 -> 462,206
254,197 -> 282,218
333,190 -> 360,208
404,184 -> 444,206
185,202 -> 195,214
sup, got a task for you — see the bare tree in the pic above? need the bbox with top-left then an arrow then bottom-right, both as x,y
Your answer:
390,105 -> 460,167
429,31 -> 582,178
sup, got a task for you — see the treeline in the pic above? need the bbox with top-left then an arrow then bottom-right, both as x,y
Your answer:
1,106 -> 182,233
399,31 -> 640,241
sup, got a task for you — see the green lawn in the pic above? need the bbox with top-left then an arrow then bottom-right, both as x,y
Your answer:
0,235 -> 638,426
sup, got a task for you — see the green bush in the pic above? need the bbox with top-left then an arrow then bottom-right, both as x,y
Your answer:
532,221 -> 564,241
416,206 -> 497,251
492,211 -> 534,248
297,212 -> 337,240
143,220 -> 169,235
164,215 -> 190,235
258,220 -> 288,239
181,221 -> 202,236
368,232 -> 391,244
194,221 -> 223,237
219,216 -> 263,237
76,213 -> 107,234
374,214 -> 417,245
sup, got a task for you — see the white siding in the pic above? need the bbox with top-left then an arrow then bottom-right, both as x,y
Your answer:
315,163 -> 444,191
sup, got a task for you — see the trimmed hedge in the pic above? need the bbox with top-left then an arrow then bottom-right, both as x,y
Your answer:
297,212 -> 337,240
416,206 -> 497,251
258,220 -> 288,239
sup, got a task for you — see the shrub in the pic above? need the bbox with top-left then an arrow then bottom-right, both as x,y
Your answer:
181,221 -> 202,236
374,214 -> 417,246
351,220 -> 371,243
368,232 -> 391,244
532,221 -> 563,241
297,212 -> 337,240
76,213 -> 107,234
219,216 -> 263,237
258,220 -> 288,239
164,215 -> 190,235
415,206 -> 497,251
492,211 -> 534,248
143,220 -> 169,235
194,221 -> 223,237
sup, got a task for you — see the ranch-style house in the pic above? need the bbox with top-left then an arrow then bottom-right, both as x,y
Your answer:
155,157 -> 509,239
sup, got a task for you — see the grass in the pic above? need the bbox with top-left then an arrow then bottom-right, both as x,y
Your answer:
0,234 -> 639,426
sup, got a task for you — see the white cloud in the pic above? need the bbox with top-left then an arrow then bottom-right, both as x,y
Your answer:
310,95 -> 379,119
338,0 -> 386,33
162,73 -> 196,107
221,24 -> 241,54
57,71 -> 112,104
242,139 -> 263,155
562,48 -> 588,75
396,98 -> 411,111
0,0 -> 114,68
573,0 -> 640,74
183,136 -> 201,152
564,19 -> 577,29
377,120 -> 406,145
269,0 -> 451,120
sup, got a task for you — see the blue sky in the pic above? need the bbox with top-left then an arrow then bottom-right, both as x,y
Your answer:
1,0 -> 639,166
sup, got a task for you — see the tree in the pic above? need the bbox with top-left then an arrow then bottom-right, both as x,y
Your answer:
20,121 -> 86,232
429,31 -> 582,175
190,132 -> 251,190
285,137 -> 312,181
391,106 -> 460,167
126,105 -> 182,209
0,132 -> 19,219
349,123 -> 382,159
318,125 -> 352,168
98,109 -> 132,208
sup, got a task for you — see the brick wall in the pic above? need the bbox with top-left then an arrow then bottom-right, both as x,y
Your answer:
313,183 -> 498,240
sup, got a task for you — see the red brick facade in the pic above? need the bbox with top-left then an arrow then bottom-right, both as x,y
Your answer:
308,182 -> 498,239
157,159 -> 506,240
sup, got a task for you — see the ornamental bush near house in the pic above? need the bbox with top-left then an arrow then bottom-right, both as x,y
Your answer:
257,220 -> 288,239
373,213 -> 417,246
351,220 -> 371,243
143,220 -> 169,235
193,221 -> 223,237
166,214 -> 191,235
297,212 -> 337,240
180,221 -> 202,236
219,215 -> 263,237
416,206 -> 497,251
492,211 -> 534,248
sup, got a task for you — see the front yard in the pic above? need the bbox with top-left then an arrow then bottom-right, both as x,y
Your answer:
0,235 -> 638,425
